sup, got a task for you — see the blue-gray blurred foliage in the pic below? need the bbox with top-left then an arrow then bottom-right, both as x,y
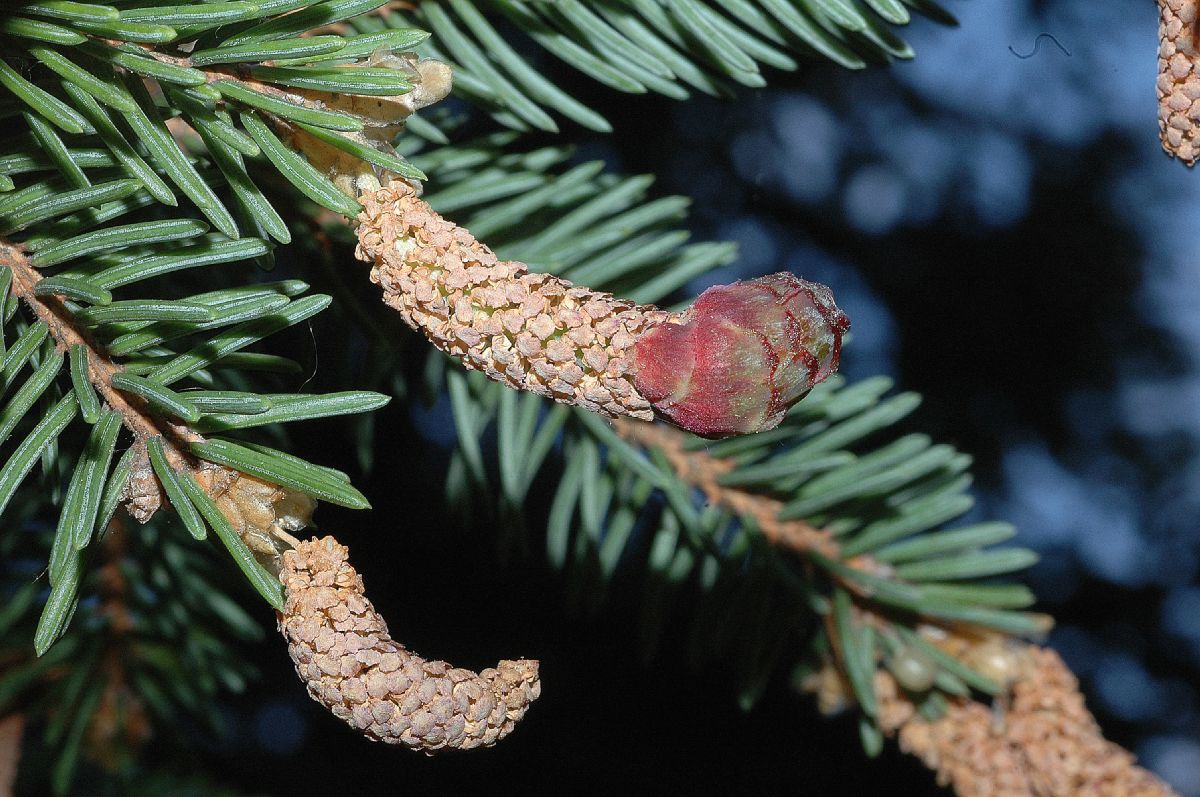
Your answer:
658,0 -> 1200,792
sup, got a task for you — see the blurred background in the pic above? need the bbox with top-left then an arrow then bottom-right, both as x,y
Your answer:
50,0 -> 1199,794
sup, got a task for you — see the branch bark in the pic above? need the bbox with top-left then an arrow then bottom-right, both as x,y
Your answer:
1,241 -> 199,469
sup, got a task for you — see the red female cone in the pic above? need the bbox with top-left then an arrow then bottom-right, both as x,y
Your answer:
631,273 -> 848,438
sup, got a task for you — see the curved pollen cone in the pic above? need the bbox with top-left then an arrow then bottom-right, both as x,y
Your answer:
630,273 -> 849,438
278,537 -> 540,752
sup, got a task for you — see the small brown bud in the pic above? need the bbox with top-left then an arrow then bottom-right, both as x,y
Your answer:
885,646 -> 937,693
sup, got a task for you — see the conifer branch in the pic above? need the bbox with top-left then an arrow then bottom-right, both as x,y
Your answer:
0,242 -> 528,755
611,417 -> 1171,797
3,238 -> 542,753
611,415 -> 841,558
1,240 -> 197,470
2,239 -> 312,538
873,645 -> 1174,796
334,0 -> 955,132
0,0 -> 548,781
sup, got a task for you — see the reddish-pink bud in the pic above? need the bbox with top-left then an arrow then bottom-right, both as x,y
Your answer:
630,273 -> 849,438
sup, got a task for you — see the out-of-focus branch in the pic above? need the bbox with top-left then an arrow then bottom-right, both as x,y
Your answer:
0,713 -> 22,797
84,518 -> 151,769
